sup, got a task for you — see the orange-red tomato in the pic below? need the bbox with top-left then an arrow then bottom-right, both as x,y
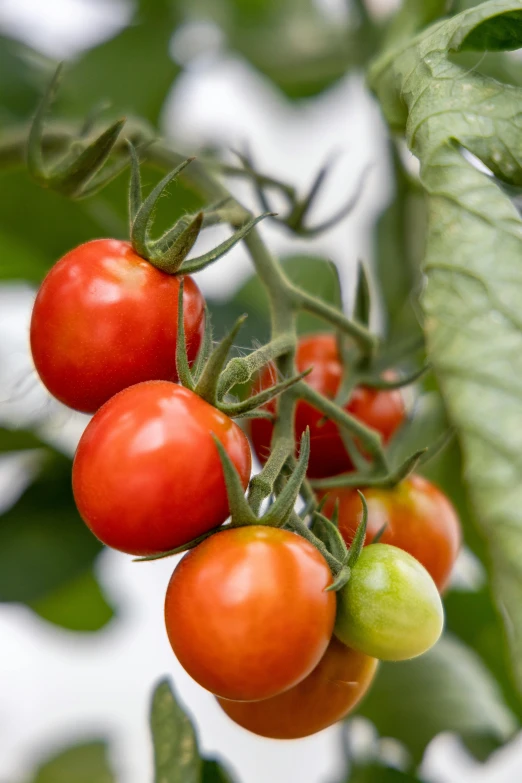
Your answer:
72,382 -> 251,556
30,239 -> 205,413
321,474 -> 461,591
250,333 -> 405,478
217,635 -> 377,739
164,526 -> 336,701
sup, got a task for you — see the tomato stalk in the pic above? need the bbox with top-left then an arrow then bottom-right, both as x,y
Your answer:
3,74 -> 430,567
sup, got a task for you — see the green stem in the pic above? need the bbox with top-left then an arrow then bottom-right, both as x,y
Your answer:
288,512 -> 342,574
296,381 -> 389,474
290,285 -> 378,355
218,333 -> 294,398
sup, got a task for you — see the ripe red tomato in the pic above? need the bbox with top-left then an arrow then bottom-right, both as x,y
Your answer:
164,526 -> 336,701
250,333 -> 405,478
72,382 -> 251,556
320,474 -> 461,591
30,239 -> 205,413
216,635 -> 377,739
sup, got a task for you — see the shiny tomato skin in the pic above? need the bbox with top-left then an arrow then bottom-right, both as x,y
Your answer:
216,636 -> 377,739
30,239 -> 205,413
335,543 -> 444,661
250,333 -> 405,478
164,526 -> 336,702
321,475 -> 461,592
72,382 -> 251,556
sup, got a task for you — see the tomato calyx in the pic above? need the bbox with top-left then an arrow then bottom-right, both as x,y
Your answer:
174,282 -> 308,413
127,143 -> 273,275
27,64 -> 136,200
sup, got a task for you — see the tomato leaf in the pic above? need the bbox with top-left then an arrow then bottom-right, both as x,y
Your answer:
150,679 -> 202,783
337,763 -> 422,783
28,741 -> 115,783
29,569 -> 113,633
370,0 -> 522,698
357,635 -> 517,764
201,760 -> 237,783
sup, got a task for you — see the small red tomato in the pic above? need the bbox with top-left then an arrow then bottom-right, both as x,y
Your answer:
30,239 -> 205,413
164,526 -> 336,702
321,474 -> 461,592
250,333 -> 405,478
217,636 -> 377,739
72,382 -> 251,556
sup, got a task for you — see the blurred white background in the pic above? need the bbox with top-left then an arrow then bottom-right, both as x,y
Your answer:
1,1 -> 522,782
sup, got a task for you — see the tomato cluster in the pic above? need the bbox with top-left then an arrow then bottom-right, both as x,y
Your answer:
30,242 -> 459,741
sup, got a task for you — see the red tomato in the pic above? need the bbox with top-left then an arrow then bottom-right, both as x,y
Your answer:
321,474 -> 461,591
164,526 -> 336,701
250,333 -> 405,478
72,382 -> 251,556
217,635 -> 377,739
30,239 -> 205,413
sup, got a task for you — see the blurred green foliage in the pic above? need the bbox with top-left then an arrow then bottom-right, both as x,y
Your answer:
2,0 -> 522,781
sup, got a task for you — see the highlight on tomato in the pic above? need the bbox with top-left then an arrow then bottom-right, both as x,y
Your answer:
249,333 -> 405,478
320,474 -> 461,592
72,381 -> 251,556
217,635 -> 377,739
335,543 -> 444,661
30,239 -> 205,413
164,526 -> 336,702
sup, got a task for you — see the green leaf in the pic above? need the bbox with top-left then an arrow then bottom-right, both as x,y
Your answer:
202,760 -> 237,783
445,587 -> 522,721
65,5 -> 180,124
150,679 -> 202,783
370,0 -> 522,698
374,145 -> 426,347
28,741 -> 115,783
357,635 -> 516,764
0,426 -> 46,453
29,568 -> 113,632
0,449 -> 102,603
339,763 -> 422,783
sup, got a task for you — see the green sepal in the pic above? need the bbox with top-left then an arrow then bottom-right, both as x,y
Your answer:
127,141 -> 142,227
232,409 -> 276,422
418,428 -> 455,466
191,304 -> 213,384
285,152 -> 338,233
179,213 -> 273,274
354,259 -> 371,327
345,490 -> 368,569
311,510 -> 348,563
220,369 -> 310,418
153,212 -> 204,274
27,64 -> 128,199
195,315 -> 247,405
325,564 -> 351,592
131,157 -> 195,258
289,164 -> 371,238
133,525 -> 228,562
48,118 -> 126,198
358,364 -> 429,390
261,430 -> 310,528
27,62 -> 64,179
174,279 -> 195,391
372,522 -> 388,544
212,435 -> 257,527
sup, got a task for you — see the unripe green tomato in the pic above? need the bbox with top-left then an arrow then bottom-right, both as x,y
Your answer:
335,543 -> 444,661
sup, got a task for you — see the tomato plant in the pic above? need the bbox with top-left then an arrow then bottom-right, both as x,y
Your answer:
164,526 -> 336,701
320,474 -> 461,591
217,635 -> 378,739
335,543 -> 444,661
250,333 -> 405,478
30,239 -> 205,413
72,381 -> 251,555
